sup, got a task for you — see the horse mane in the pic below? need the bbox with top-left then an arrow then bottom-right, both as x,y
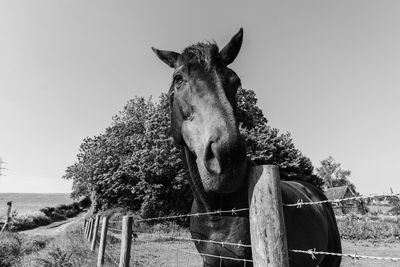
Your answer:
168,42 -> 220,104
181,42 -> 220,70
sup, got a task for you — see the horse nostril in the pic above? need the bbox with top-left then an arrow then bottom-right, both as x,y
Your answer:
204,140 -> 222,175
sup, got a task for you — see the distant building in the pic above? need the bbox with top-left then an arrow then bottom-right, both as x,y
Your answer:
324,185 -> 366,215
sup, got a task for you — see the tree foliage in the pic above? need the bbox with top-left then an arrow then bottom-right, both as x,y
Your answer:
315,156 -> 358,194
63,88 -> 320,218
236,89 -> 322,188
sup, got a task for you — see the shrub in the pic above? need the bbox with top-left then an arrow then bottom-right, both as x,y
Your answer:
22,236 -> 50,254
49,211 -> 66,221
388,205 -> 400,215
35,246 -> 74,267
78,196 -> 91,209
338,214 -> 400,240
10,201 -> 82,232
40,207 -> 55,217
9,212 -> 52,231
9,215 -> 34,231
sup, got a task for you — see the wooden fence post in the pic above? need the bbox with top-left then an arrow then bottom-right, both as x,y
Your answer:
88,218 -> 94,241
91,215 -> 100,251
97,216 -> 109,267
85,219 -> 90,239
1,201 -> 12,233
119,216 -> 133,267
248,165 -> 289,267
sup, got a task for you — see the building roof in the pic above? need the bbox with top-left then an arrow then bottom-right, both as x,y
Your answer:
324,186 -> 353,200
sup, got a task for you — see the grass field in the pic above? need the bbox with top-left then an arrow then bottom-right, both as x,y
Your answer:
0,193 -> 72,220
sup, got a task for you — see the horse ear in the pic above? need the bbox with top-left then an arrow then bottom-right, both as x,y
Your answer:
219,28 -> 243,65
152,47 -> 180,68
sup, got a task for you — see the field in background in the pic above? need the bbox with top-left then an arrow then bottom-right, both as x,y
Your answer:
0,193 -> 72,220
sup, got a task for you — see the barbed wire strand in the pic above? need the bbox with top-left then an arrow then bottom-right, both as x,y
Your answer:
285,193 -> 400,208
290,248 -> 400,262
137,232 -> 251,248
135,208 -> 250,222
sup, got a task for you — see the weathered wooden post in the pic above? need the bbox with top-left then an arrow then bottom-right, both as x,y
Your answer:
248,165 -> 289,267
91,214 -> 100,251
85,219 -> 90,239
1,201 -> 12,233
119,216 -> 133,267
97,216 -> 109,267
88,218 -> 94,241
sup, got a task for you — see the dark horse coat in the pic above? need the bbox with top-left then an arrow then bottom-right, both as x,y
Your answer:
153,28 -> 342,267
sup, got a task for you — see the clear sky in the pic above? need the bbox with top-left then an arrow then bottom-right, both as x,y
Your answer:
0,1 -> 399,194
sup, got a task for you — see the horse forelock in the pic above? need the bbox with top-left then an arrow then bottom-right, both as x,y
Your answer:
180,42 -> 219,70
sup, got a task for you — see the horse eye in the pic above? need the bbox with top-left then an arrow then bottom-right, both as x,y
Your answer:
174,75 -> 184,86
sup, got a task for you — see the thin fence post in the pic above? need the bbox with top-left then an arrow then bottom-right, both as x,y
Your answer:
85,219 -> 90,239
91,215 -> 100,251
119,216 -> 133,267
97,216 -> 109,267
88,218 -> 94,242
248,165 -> 289,267
1,201 -> 12,233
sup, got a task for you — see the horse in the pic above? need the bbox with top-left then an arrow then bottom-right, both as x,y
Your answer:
152,28 -> 342,267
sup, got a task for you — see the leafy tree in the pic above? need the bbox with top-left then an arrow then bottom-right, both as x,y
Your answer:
63,88 -> 321,218
236,88 -> 323,188
315,156 -> 358,194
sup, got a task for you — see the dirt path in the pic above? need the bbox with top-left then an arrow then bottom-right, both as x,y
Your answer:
19,213 -> 84,236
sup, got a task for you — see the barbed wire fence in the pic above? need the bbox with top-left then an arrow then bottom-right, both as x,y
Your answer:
82,190 -> 400,266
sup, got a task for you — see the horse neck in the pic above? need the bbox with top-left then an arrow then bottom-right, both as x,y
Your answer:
182,147 -> 249,213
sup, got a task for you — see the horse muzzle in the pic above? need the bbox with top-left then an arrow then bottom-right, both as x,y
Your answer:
202,134 -> 247,194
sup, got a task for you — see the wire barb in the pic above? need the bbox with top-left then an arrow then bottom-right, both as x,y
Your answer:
290,248 -> 400,262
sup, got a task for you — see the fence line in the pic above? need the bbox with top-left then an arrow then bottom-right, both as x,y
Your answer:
82,187 -> 400,266
130,231 -> 400,263
127,193 -> 400,223
84,211 -> 400,266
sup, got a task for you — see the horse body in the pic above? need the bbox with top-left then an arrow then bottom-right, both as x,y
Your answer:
152,28 -> 341,266
188,162 -> 341,266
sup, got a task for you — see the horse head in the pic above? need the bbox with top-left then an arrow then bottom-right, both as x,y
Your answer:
152,29 -> 247,195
